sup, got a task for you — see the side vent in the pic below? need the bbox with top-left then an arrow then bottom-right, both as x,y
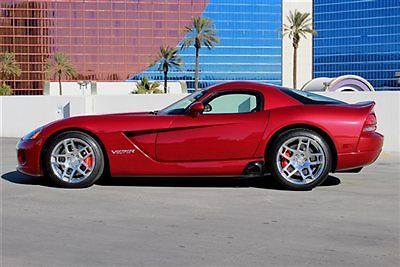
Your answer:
243,161 -> 264,176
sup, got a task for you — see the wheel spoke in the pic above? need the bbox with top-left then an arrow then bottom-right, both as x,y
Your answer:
61,167 -> 70,180
286,168 -> 298,178
305,139 -> 311,153
77,167 -> 87,176
307,166 -> 315,180
81,161 -> 92,172
279,151 -> 292,161
298,167 -> 309,182
282,163 -> 297,178
70,168 -> 77,180
283,145 -> 296,153
309,152 -> 323,158
63,140 -> 72,153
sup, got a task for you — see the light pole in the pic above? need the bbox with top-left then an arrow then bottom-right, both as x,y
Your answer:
77,80 -> 90,95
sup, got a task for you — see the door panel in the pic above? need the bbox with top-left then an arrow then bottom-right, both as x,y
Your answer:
156,111 -> 269,162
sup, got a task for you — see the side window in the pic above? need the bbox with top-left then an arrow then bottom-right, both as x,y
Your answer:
203,92 -> 260,114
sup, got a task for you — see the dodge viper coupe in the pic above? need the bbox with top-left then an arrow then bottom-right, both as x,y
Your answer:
17,81 -> 383,190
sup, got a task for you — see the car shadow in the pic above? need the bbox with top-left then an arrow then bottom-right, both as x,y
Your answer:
1,171 -> 341,190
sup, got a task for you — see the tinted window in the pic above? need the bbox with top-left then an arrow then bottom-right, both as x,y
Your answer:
278,87 -> 346,105
204,93 -> 258,114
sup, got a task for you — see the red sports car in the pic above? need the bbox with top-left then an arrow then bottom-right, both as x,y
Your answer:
16,82 -> 383,190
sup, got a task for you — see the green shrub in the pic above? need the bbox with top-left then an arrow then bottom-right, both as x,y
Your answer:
0,84 -> 12,95
132,76 -> 162,94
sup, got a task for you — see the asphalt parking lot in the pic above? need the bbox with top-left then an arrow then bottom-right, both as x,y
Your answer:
1,137 -> 399,267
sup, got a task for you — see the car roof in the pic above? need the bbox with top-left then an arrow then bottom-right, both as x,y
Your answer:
206,81 -> 278,93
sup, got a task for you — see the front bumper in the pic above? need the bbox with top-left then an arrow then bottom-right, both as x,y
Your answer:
16,138 -> 43,176
336,132 -> 383,171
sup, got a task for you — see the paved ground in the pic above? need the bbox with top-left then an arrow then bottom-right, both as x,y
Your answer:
1,137 -> 399,267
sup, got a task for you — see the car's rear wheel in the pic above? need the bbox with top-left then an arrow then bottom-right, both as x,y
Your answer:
270,129 -> 332,190
43,131 -> 104,188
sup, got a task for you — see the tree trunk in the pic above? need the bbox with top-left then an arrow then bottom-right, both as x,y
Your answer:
164,71 -> 168,94
58,73 -> 62,95
194,46 -> 199,91
1,71 -> 5,86
293,45 -> 298,89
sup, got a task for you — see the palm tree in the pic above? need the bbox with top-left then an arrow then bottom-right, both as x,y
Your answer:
0,52 -> 21,87
283,10 -> 316,89
181,16 -> 219,91
45,52 -> 77,95
134,76 -> 161,94
154,46 -> 183,93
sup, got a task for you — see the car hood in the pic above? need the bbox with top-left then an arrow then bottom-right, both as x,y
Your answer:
40,111 -> 174,137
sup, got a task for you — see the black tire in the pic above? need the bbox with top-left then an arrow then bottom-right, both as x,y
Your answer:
43,131 -> 105,188
269,129 -> 332,191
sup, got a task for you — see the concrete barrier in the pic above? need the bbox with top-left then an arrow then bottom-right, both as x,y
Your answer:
1,92 -> 399,151
92,94 -> 186,114
0,95 -> 185,138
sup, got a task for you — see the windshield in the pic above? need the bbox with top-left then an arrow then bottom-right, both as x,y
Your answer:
278,87 -> 346,104
159,90 -> 208,115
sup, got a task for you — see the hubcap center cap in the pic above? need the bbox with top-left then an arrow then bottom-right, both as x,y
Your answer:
294,153 -> 306,166
67,155 -> 81,168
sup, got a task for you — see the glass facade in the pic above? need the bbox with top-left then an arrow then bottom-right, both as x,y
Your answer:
3,0 -> 398,94
313,0 -> 400,91
136,0 -> 282,90
0,0 -> 207,94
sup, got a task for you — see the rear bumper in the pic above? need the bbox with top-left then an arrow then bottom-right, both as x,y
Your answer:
336,132 -> 383,171
16,139 -> 43,176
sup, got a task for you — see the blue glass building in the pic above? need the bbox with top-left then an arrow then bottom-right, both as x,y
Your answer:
134,0 -> 282,90
313,0 -> 400,91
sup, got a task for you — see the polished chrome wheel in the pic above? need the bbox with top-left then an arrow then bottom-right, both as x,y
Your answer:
276,136 -> 325,185
50,138 -> 96,183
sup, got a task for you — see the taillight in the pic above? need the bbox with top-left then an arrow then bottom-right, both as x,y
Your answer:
363,113 -> 377,132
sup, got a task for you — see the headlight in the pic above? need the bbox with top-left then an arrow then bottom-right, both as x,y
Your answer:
22,126 -> 43,140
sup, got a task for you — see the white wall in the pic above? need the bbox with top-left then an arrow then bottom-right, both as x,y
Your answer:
1,92 -> 399,151
94,82 -> 136,95
46,82 -> 93,96
0,96 -> 87,138
282,0 -> 313,89
0,95 -> 186,138
45,81 -> 186,95
92,94 -> 186,114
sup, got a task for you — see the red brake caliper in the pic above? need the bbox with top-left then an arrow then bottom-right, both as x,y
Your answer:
281,149 -> 291,168
84,156 -> 93,168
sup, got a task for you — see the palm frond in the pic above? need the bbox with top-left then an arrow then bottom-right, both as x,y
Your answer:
0,52 -> 21,81
181,16 -> 219,50
45,52 -> 77,80
154,46 -> 184,72
282,9 -> 316,45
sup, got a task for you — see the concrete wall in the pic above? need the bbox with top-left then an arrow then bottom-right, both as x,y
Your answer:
45,81 -> 186,95
92,94 -> 186,114
1,92 -> 399,151
282,0 -> 313,89
0,96 -> 87,138
0,94 -> 185,138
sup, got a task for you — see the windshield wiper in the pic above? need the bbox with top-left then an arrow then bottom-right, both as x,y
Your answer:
149,110 -> 159,115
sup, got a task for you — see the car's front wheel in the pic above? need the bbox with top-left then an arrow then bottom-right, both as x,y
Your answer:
270,129 -> 332,190
43,131 -> 105,188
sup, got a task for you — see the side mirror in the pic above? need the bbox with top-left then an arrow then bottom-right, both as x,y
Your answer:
187,102 -> 204,117
204,104 -> 212,113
